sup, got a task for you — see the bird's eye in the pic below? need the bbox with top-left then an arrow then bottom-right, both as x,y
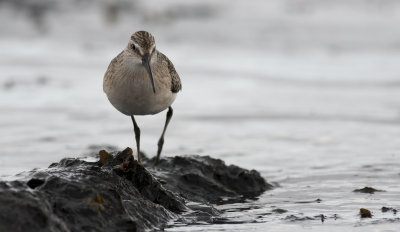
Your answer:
130,44 -> 135,50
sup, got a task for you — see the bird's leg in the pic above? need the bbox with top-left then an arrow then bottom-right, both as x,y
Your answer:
131,115 -> 141,163
155,106 -> 173,166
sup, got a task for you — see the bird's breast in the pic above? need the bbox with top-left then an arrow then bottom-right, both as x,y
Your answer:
105,65 -> 176,116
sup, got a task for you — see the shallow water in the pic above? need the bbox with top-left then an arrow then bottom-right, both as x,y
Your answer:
1,0 -> 400,230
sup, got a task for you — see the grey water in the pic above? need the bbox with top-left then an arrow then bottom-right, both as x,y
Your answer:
1,0 -> 400,231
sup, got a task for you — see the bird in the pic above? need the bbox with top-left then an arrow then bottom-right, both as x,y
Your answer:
103,31 -> 182,165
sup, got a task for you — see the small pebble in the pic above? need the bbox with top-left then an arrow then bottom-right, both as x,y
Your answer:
353,187 -> 383,194
360,208 -> 372,218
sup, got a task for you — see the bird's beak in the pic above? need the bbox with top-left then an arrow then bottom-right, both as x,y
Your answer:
142,54 -> 156,93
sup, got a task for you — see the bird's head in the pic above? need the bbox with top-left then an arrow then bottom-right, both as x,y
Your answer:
126,31 -> 157,93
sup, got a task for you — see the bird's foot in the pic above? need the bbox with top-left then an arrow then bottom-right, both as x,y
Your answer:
137,161 -> 145,168
153,160 -> 159,168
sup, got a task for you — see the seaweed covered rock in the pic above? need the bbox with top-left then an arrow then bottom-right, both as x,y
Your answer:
0,148 -> 272,232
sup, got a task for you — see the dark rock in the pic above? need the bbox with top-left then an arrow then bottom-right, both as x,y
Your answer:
26,178 -> 45,189
333,214 -> 340,220
149,155 -> 272,204
271,208 -> 288,214
317,214 -> 326,223
0,148 -> 271,232
353,186 -> 384,194
381,207 -> 397,214
295,198 -> 322,204
284,215 -> 315,221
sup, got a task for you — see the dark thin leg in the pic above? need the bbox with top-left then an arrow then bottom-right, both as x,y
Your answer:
154,106 -> 173,166
131,115 -> 141,163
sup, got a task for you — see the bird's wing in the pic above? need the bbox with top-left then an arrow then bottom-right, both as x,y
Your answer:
103,51 -> 123,93
158,51 -> 182,93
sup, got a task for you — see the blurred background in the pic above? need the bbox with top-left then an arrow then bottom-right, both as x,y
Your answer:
1,0 -> 400,229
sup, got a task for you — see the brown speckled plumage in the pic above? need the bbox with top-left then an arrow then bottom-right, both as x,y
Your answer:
103,31 -> 181,164
157,52 -> 182,93
103,51 -> 122,92
104,31 -> 181,96
103,50 -> 182,95
130,31 -> 155,53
